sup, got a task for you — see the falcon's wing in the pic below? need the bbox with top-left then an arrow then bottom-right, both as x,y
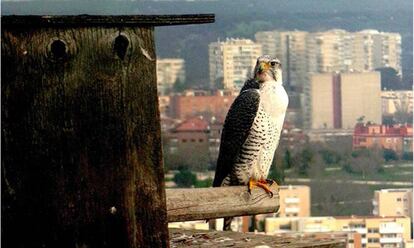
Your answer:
213,89 -> 260,187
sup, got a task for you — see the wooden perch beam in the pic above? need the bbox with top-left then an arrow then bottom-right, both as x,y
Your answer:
166,185 -> 279,222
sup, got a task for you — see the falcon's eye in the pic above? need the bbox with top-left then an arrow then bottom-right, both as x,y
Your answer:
270,61 -> 278,66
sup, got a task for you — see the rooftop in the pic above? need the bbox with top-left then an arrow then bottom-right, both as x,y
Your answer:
174,116 -> 209,132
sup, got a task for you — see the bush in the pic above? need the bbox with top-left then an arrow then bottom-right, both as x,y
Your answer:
319,149 -> 341,165
173,168 -> 197,187
402,152 -> 413,161
383,149 -> 398,161
342,162 -> 354,174
194,178 -> 213,188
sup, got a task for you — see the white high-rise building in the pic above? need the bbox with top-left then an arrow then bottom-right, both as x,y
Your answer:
255,30 -> 308,89
256,29 -> 401,129
209,38 -> 262,90
255,29 -> 402,90
156,58 -> 185,95
352,30 -> 402,75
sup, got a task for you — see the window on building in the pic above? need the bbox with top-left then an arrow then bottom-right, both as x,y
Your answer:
199,139 -> 204,143
182,139 -> 187,143
397,198 -> 402,202
190,139 -> 196,142
280,224 -> 292,230
368,238 -> 380,243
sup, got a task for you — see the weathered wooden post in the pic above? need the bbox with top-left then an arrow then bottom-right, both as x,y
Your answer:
1,15 -> 214,248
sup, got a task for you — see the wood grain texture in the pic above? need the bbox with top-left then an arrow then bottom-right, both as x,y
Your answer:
170,228 -> 348,248
166,185 -> 279,222
2,24 -> 168,247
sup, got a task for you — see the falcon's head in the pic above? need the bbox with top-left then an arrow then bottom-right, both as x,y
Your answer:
254,55 -> 282,83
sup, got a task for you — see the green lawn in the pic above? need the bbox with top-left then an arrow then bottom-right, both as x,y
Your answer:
285,162 -> 413,182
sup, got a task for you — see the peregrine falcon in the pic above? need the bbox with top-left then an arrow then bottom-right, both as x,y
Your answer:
213,55 -> 289,231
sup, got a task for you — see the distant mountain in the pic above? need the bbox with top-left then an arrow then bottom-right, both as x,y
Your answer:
2,0 -> 412,87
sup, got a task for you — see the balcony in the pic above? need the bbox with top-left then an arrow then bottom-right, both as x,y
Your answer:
380,237 -> 403,243
285,207 -> 300,213
349,227 -> 368,234
380,224 -> 404,234
285,197 -> 300,204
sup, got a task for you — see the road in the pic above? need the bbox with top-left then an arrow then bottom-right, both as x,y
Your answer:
285,178 -> 413,186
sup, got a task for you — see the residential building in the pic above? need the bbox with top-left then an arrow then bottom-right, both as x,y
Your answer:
256,29 -> 401,88
307,29 -> 401,75
255,30 -> 308,90
353,30 -> 402,75
255,29 -> 401,129
209,38 -> 262,90
335,216 -> 411,248
381,90 -> 413,116
158,95 -> 171,117
306,72 -> 381,130
305,129 -> 353,143
211,185 -> 311,232
265,215 -> 412,248
168,220 -> 209,230
169,89 -> 236,120
156,58 -> 185,95
278,185 -> 311,217
353,123 -> 413,154
306,29 -> 354,73
373,188 -> 413,219
266,216 -> 337,234
165,116 -> 224,168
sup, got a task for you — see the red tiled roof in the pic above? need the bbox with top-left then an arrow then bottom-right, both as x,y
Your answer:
354,123 -> 413,136
174,116 -> 209,132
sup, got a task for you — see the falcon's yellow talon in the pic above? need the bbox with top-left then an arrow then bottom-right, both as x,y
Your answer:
248,178 -> 274,197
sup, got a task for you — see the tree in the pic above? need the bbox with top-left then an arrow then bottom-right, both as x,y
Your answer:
394,110 -> 413,124
383,149 -> 398,161
283,150 -> 293,169
173,78 -> 187,93
296,147 -> 314,176
348,148 -> 383,179
357,116 -> 365,124
402,152 -> 413,161
375,67 -> 404,90
269,152 -> 285,184
319,149 -> 341,165
173,168 -> 197,187
214,76 -> 224,90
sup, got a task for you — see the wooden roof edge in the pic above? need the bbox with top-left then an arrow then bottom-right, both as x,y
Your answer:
1,14 -> 215,28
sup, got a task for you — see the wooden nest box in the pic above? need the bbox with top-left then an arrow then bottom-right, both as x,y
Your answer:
2,14 -> 214,248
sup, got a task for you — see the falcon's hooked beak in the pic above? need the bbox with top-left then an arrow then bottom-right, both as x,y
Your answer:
257,62 -> 270,74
